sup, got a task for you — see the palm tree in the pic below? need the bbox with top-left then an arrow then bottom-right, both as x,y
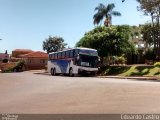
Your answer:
122,0 -> 141,3
93,3 -> 121,27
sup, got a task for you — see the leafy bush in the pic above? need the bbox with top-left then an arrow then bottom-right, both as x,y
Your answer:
2,59 -> 8,63
114,56 -> 126,64
145,48 -> 156,60
13,60 -> 25,72
2,61 -> 26,73
154,62 -> 160,67
3,68 -> 14,73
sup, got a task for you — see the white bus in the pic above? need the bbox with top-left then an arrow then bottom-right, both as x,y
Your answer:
47,47 -> 99,76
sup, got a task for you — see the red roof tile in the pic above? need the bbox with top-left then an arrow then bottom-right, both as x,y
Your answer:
20,51 -> 48,58
13,49 -> 33,52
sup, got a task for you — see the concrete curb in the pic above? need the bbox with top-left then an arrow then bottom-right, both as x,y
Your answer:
97,76 -> 158,80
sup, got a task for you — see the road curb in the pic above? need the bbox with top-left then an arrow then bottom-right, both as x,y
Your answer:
97,76 -> 158,81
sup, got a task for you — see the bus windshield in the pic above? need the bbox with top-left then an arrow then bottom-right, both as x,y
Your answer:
78,54 -> 98,68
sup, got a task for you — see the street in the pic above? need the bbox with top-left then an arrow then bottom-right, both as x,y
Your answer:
0,71 -> 160,113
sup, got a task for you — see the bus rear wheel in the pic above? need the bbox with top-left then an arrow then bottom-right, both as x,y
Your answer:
51,68 -> 56,76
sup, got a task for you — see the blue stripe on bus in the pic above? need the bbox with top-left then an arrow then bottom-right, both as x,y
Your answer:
50,60 -> 71,73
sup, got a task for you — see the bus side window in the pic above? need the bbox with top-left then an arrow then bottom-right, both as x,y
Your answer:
62,52 -> 65,59
64,51 -> 66,58
51,54 -> 53,60
50,54 -> 52,60
73,50 -> 75,57
49,55 -> 52,60
74,49 -> 79,57
50,54 -> 53,60
55,53 -> 57,59
60,52 -> 62,59
58,53 -> 61,59
53,54 -> 55,60
56,53 -> 58,59
69,50 -> 73,58
66,51 -> 69,58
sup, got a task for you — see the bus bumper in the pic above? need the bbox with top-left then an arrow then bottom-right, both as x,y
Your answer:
78,68 -> 98,75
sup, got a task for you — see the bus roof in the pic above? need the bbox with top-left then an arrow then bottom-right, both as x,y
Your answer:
76,47 -> 97,51
49,47 -> 97,54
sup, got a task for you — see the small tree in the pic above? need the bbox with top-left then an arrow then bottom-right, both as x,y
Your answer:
43,36 -> 67,54
137,0 -> 160,57
5,50 -> 8,54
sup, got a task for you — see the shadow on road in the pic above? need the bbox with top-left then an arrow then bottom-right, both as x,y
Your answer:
128,78 -> 160,83
33,72 -> 97,78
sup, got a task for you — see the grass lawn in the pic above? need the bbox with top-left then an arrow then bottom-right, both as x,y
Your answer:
99,65 -> 160,77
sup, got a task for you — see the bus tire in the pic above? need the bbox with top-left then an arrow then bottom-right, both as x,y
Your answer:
51,68 -> 56,76
69,68 -> 74,77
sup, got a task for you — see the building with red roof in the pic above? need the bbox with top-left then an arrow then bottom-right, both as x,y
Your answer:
19,51 -> 48,58
12,49 -> 33,58
11,49 -> 48,70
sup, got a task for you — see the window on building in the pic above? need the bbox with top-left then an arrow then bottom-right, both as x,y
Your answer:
28,59 -> 32,63
40,59 -> 46,64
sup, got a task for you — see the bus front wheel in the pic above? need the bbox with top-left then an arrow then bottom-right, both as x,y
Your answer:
69,68 -> 74,77
51,68 -> 56,76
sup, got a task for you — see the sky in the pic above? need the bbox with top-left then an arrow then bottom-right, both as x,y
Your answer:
0,0 -> 150,54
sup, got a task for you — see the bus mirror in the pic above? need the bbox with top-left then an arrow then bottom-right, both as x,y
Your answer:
77,55 -> 80,60
98,57 -> 100,61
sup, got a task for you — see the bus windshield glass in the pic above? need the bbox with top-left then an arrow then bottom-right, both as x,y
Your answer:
79,49 -> 98,56
78,54 -> 98,68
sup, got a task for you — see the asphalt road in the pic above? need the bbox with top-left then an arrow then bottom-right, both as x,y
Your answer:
0,71 -> 160,114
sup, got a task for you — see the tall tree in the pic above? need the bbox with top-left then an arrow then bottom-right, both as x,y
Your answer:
43,36 -> 67,54
76,26 -> 136,58
93,3 -> 121,27
137,0 -> 160,58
